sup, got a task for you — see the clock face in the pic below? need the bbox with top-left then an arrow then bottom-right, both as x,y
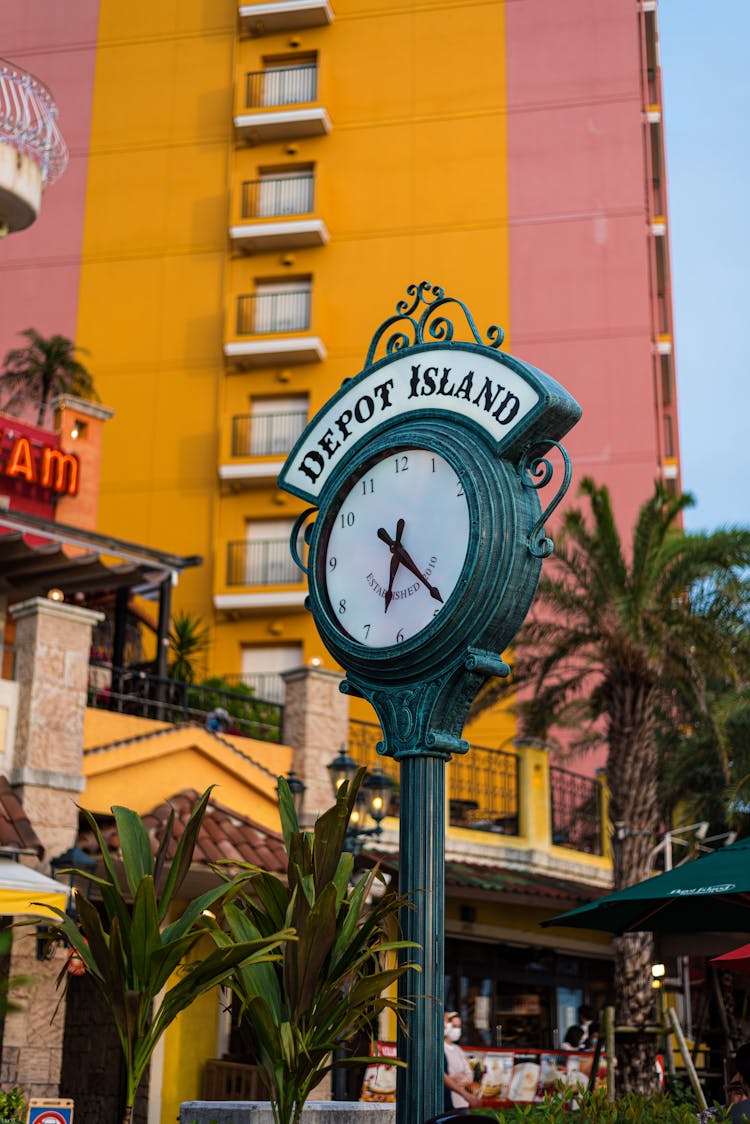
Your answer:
322,448 -> 470,649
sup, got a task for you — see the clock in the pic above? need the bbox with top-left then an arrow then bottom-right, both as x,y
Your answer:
320,447 -> 471,650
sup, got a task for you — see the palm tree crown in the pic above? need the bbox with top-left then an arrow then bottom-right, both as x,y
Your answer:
1,328 -> 99,426
476,477 -> 750,1092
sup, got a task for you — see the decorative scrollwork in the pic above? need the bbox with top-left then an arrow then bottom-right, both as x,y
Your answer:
289,506 -> 317,575
519,441 -> 573,558
364,280 -> 506,367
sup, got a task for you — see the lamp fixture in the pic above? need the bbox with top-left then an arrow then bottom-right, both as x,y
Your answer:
278,768 -> 306,819
327,750 -> 394,856
47,588 -> 64,602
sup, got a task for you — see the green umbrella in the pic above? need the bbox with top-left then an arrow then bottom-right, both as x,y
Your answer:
543,836 -> 750,934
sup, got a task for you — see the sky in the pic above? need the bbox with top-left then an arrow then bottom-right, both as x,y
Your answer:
658,0 -> 750,533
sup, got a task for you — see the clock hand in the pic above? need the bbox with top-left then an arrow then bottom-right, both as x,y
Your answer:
376,526 -> 444,604
380,518 -> 405,613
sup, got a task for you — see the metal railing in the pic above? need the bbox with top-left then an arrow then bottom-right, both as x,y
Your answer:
245,64 -> 317,109
655,291 -> 670,335
226,539 -> 301,586
650,176 -> 664,217
348,721 -> 520,834
549,765 -> 603,856
221,672 -> 288,705
241,173 -> 314,219
646,65 -> 661,107
236,289 -> 311,335
87,660 -> 283,742
232,410 -> 307,458
0,58 -> 68,185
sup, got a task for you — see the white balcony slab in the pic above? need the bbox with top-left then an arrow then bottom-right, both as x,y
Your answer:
239,0 -> 334,36
224,337 -> 326,367
230,217 -> 329,253
214,591 -> 307,611
219,461 -> 281,485
235,107 -> 331,143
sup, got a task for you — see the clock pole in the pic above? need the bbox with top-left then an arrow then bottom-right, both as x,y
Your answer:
395,754 -> 445,1124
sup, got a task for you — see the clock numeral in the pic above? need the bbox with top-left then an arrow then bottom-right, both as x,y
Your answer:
394,455 -> 409,474
339,511 -> 355,529
328,556 -> 337,571
362,623 -> 371,638
396,629 -> 404,643
456,482 -> 464,498
431,457 -> 436,473
361,477 -> 374,495
338,599 -> 346,615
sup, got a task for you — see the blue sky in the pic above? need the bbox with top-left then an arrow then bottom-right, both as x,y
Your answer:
659,1 -> 750,532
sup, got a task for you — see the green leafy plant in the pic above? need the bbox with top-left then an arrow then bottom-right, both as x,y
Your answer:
190,675 -> 282,741
472,1087 -> 732,1121
41,788 -> 293,1124
168,611 -> 210,684
216,769 -> 418,1124
0,1087 -> 26,1124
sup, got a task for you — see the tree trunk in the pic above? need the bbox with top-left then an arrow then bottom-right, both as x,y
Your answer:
605,671 -> 660,1095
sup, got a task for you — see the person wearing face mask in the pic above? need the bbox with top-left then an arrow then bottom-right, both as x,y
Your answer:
443,1011 -> 483,1111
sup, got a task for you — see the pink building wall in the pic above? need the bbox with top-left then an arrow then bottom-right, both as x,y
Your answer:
0,4 -> 100,363
506,0 -> 660,539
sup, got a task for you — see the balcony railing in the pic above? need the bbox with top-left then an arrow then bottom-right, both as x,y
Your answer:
655,291 -> 670,335
236,290 -> 311,335
0,58 -> 68,185
242,173 -> 314,219
87,660 -> 283,742
348,721 -> 520,834
221,672 -> 288,705
246,65 -> 317,109
549,765 -> 603,856
232,410 -> 307,457
227,539 -> 301,586
650,176 -> 664,217
646,65 -> 661,107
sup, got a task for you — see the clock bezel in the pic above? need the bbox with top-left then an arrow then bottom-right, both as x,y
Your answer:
307,416 -> 533,685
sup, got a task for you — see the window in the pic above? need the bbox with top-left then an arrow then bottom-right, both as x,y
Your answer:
244,519 -> 298,585
257,167 -> 314,217
253,278 -> 311,333
240,643 -> 303,703
249,396 -> 307,456
261,54 -> 317,107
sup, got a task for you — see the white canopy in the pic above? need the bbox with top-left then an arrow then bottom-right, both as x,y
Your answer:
0,859 -> 68,917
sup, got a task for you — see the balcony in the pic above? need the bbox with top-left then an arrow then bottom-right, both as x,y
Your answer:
219,409 -> 307,488
214,538 -> 306,613
349,719 -> 607,857
0,58 -> 68,233
230,173 -> 328,253
239,0 -> 334,37
224,288 -> 326,367
235,65 -> 331,143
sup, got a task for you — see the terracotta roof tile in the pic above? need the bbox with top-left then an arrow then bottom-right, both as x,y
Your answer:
0,776 -> 44,858
79,788 -> 287,875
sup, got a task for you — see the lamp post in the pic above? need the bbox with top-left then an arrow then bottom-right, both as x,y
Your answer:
327,749 -> 394,855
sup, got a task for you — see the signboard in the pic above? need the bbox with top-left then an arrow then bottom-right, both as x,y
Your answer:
27,1099 -> 74,1124
360,1043 -> 606,1107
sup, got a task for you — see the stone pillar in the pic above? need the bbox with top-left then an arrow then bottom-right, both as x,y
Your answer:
9,598 -> 103,860
281,666 -> 349,822
3,597 -> 103,1101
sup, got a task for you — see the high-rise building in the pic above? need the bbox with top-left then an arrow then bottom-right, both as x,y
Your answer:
1,0 -> 679,748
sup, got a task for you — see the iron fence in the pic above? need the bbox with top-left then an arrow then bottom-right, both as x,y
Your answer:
347,721 -> 520,834
241,173 -> 314,219
549,765 -> 603,856
226,539 -> 301,586
236,289 -> 311,335
232,410 -> 307,458
87,660 -> 283,742
245,64 -> 317,109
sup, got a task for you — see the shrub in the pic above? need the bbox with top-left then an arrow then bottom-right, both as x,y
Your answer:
471,1088 -> 732,1121
0,1088 -> 26,1124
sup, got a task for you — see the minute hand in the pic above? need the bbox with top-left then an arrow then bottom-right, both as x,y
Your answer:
376,529 -> 443,604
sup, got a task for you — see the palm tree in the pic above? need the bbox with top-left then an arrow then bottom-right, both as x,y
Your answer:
168,610 -> 209,684
473,478 -> 750,1093
0,328 -> 99,426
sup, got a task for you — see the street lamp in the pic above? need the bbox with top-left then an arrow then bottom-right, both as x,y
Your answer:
283,769 -> 306,819
327,749 -> 394,855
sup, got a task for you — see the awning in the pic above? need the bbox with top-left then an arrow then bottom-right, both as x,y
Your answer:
0,859 -> 68,917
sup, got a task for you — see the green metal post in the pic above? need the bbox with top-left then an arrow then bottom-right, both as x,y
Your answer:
396,753 -> 445,1124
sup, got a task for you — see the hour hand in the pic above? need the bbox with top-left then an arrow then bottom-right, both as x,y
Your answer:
377,527 -> 443,604
379,519 -> 405,613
